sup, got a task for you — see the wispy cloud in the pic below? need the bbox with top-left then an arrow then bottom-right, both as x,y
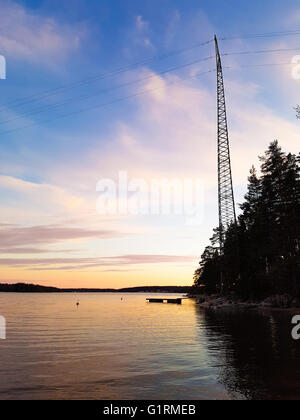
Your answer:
0,254 -> 198,270
136,15 -> 149,31
0,0 -> 87,64
0,247 -> 75,255
134,15 -> 154,50
165,10 -> 181,46
0,223 -> 124,249
0,175 -> 84,211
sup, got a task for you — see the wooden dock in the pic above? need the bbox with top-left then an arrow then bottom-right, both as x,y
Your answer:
146,298 -> 182,305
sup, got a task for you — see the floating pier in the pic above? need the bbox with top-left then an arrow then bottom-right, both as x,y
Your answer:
146,298 -> 182,305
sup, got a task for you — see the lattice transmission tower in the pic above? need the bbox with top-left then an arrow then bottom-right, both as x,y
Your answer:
215,35 -> 237,249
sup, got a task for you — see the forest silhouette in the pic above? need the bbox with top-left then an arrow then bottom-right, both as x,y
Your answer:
193,139 -> 300,299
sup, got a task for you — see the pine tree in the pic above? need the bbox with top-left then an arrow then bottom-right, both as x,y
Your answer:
239,166 -> 261,230
193,141 -> 300,299
238,166 -> 266,297
260,142 -> 300,294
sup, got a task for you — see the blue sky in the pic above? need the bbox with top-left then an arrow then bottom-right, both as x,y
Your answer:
0,0 -> 299,287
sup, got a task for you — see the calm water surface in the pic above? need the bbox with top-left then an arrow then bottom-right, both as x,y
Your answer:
0,293 -> 299,400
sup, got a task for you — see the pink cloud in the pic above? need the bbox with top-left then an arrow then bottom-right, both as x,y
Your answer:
0,247 -> 75,254
0,224 -> 124,249
0,254 -> 198,270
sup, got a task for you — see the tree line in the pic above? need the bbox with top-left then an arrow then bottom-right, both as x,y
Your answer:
0,283 -> 192,294
193,139 -> 300,299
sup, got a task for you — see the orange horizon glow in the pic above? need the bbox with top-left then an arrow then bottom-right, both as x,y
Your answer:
0,265 -> 195,289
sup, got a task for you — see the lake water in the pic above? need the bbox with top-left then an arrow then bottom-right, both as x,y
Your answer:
0,293 -> 299,400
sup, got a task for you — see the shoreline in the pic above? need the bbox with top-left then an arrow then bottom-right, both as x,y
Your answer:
0,283 -> 192,294
189,294 -> 300,313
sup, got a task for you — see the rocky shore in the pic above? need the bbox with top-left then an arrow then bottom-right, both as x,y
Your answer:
189,293 -> 300,310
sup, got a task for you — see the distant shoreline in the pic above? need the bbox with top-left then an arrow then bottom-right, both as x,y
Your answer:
0,283 -> 192,294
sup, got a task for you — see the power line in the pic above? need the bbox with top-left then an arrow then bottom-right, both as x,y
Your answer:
0,57 -> 297,133
220,29 -> 300,41
0,69 -> 216,136
222,46 -> 300,57
225,61 -> 293,70
0,55 -> 214,125
0,32 -> 299,132
0,39 -> 214,113
1,29 -> 300,113
1,46 -> 298,126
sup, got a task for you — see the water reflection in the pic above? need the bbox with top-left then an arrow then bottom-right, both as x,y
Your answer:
0,293 -> 299,400
197,308 -> 300,400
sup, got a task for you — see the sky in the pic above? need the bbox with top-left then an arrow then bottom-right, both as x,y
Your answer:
0,0 -> 299,288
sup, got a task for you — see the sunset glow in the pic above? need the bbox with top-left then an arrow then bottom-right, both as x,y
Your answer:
0,0 -> 299,288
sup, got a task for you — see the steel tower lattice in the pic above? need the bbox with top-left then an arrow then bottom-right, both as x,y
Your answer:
215,35 -> 237,248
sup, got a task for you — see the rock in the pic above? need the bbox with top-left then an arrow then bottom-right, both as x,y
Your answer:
262,294 -> 294,308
